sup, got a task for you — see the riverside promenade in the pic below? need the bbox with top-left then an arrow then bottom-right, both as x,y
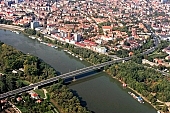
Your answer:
0,24 -> 25,31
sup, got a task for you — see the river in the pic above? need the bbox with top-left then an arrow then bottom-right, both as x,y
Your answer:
0,29 -> 156,113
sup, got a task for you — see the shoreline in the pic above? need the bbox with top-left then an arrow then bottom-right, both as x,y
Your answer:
0,24 -> 25,31
111,75 -> 160,112
0,24 -> 159,112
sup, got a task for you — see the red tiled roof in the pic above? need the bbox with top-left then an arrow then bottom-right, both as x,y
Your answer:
31,93 -> 38,97
17,97 -> 22,101
75,42 -> 86,47
102,26 -> 112,30
129,52 -> 133,56
36,99 -> 42,103
84,40 -> 97,46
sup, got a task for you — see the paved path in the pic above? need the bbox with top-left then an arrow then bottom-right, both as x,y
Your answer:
42,88 -> 47,100
8,101 -> 22,113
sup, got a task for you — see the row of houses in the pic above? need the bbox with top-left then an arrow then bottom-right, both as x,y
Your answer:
50,32 -> 107,54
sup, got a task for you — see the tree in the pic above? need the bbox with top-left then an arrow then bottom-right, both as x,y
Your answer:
16,80 -> 23,88
0,81 -> 5,93
124,41 -> 130,46
24,28 -> 36,35
99,28 -> 103,35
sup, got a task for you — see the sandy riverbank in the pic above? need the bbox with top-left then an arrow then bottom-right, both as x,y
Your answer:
0,24 -> 25,31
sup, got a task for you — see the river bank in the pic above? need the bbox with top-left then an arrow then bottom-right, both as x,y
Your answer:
0,24 -> 158,112
111,75 -> 159,111
0,26 -> 92,113
0,24 -> 25,31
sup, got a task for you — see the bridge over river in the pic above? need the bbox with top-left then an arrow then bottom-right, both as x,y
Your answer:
0,57 -> 131,99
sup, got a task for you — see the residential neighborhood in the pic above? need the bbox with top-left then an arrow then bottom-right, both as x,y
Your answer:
1,0 -> 170,113
0,0 -> 169,55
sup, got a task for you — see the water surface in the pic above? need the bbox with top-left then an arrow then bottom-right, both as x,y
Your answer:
0,29 -> 156,113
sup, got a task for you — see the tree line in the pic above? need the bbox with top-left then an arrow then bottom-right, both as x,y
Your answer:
0,19 -> 13,25
22,27 -> 169,112
106,61 -> 169,112
48,80 -> 91,113
60,42 -> 111,64
0,41 -> 57,93
0,41 -> 92,112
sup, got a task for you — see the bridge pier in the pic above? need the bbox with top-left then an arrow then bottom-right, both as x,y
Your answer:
73,76 -> 76,82
122,60 -> 125,63
97,67 -> 101,70
34,86 -> 38,90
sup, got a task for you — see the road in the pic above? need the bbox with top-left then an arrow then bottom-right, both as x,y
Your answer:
155,69 -> 170,76
143,64 -> 170,76
8,101 -> 22,113
142,33 -> 159,55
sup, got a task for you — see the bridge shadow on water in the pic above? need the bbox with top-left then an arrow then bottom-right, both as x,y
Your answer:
63,69 -> 102,113
70,89 -> 95,113
33,68 -> 101,113
38,68 -> 103,89
64,68 -> 102,84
